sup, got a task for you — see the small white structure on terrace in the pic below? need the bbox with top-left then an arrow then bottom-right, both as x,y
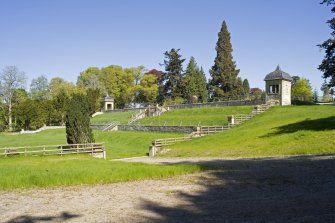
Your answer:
264,65 -> 293,106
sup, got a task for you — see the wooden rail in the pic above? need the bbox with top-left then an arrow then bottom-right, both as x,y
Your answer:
149,102 -> 274,157
199,125 -> 231,135
0,143 -> 106,159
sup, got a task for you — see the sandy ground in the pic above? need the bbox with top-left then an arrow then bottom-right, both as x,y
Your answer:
1,155 -> 335,223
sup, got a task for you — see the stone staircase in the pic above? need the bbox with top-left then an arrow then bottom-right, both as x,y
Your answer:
102,121 -> 120,131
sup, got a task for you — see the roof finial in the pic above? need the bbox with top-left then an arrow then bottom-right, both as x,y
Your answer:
276,65 -> 281,71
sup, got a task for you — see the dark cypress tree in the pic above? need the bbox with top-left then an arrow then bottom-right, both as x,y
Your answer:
65,94 -> 94,144
162,48 -> 186,99
209,21 -> 240,99
319,0 -> 335,87
86,88 -> 101,116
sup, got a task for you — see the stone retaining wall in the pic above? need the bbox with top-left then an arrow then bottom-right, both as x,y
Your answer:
90,124 -> 109,130
117,125 -> 198,133
167,99 -> 263,110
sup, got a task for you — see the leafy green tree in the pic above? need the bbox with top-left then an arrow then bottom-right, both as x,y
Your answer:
319,0 -> 335,87
291,78 -> 313,102
49,77 -> 77,99
65,94 -> 94,144
77,67 -> 105,93
14,99 -> 47,130
137,74 -> 158,104
51,92 -> 70,125
209,21 -> 240,99
30,75 -> 50,100
0,66 -> 27,131
162,48 -> 186,99
330,88 -> 335,100
99,65 -> 135,108
242,79 -> 250,99
313,88 -> 319,103
321,81 -> 331,102
86,88 -> 101,115
127,65 -> 147,85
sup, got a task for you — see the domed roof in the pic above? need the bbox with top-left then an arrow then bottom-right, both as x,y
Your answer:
264,65 -> 293,81
102,95 -> 114,102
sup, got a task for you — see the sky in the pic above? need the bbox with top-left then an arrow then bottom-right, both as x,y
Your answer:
0,0 -> 332,92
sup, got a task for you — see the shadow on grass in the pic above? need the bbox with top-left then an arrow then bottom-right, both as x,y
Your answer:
139,155 -> 335,222
6,211 -> 80,223
261,116 -> 335,138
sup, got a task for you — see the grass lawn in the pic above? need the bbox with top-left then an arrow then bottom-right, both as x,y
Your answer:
161,105 -> 335,158
91,111 -> 135,124
138,106 -> 253,126
0,129 -> 184,159
0,156 -> 202,190
95,130 -> 184,159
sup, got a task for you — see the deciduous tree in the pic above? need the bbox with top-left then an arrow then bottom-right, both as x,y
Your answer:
137,74 -> 158,104
291,78 -> 313,102
0,66 -> 27,131
30,75 -> 50,100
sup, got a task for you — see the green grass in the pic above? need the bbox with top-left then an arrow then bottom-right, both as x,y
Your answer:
91,111 -> 135,124
0,156 -> 202,190
138,106 -> 253,126
95,130 -> 184,159
0,129 -> 184,159
162,105 -> 335,158
0,129 -> 67,147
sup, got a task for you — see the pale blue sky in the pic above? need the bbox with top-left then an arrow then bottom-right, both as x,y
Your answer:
0,0 -> 332,91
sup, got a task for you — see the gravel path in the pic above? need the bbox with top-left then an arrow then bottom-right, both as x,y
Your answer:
1,155 -> 335,223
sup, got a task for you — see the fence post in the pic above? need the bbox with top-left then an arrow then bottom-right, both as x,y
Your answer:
60,145 -> 63,156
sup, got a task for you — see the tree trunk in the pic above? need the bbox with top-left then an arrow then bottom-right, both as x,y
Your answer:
8,99 -> 12,131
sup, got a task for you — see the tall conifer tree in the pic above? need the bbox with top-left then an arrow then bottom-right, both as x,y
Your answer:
209,21 -> 240,99
162,49 -> 185,99
184,57 -> 208,102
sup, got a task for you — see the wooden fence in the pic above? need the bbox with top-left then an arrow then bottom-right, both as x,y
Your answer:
152,136 -> 193,148
149,103 -> 274,157
0,143 -> 106,159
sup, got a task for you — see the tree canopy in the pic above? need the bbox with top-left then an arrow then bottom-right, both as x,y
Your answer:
291,78 -> 313,102
319,0 -> 335,87
0,66 -> 27,131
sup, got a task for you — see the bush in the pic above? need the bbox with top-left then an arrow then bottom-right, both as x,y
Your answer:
291,100 -> 316,105
65,94 -> 95,144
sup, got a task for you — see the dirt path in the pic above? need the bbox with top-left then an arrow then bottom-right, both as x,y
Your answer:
1,155 -> 335,223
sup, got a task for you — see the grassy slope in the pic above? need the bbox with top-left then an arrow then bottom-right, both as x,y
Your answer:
162,106 -> 335,157
138,106 -> 253,126
0,129 -> 183,159
91,111 -> 134,124
0,156 -> 201,189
